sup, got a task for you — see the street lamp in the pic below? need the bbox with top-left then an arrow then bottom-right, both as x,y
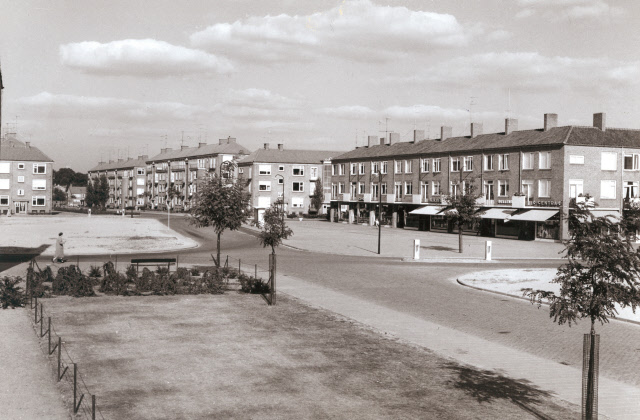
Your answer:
374,172 -> 383,255
274,174 -> 285,229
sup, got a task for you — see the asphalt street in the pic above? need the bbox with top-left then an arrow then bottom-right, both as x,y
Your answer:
31,213 -> 640,389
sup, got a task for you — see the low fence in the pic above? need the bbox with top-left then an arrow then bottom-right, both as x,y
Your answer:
224,254 -> 276,305
26,260 -> 104,420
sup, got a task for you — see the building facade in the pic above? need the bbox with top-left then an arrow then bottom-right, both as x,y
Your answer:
67,186 -> 86,207
330,113 -> 640,241
0,135 -> 54,215
145,137 -> 250,211
237,143 -> 339,222
87,156 -> 150,210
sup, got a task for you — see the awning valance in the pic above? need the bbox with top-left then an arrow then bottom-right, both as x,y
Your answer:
409,206 -> 445,215
589,209 -> 620,221
508,209 -> 559,222
479,208 -> 517,219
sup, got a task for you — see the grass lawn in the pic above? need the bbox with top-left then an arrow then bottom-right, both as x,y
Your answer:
37,293 -> 579,419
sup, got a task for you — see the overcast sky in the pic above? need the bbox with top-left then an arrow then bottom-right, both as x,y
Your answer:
1,0 -> 639,171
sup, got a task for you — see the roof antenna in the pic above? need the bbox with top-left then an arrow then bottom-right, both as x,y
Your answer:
506,88 -> 511,118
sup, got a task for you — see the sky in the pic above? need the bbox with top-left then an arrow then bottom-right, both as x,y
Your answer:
1,0 -> 639,171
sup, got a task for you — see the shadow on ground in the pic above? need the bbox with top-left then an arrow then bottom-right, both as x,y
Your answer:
0,245 -> 49,273
446,363 -> 555,420
422,245 -> 457,252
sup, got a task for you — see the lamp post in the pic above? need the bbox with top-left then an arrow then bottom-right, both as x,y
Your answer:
375,172 -> 383,255
274,174 -> 285,228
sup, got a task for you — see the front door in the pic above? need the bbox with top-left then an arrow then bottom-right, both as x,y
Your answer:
14,201 -> 27,214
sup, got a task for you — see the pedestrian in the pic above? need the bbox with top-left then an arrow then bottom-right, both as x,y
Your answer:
53,232 -> 66,263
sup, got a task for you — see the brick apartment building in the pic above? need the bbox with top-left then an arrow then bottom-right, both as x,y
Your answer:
330,113 -> 640,241
237,143 -> 339,222
145,137 -> 250,211
0,134 -> 54,215
87,156 -> 150,210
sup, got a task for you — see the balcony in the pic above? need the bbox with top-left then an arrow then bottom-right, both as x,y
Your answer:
357,193 -> 372,202
381,194 -> 396,203
401,194 -> 422,204
624,197 -> 640,209
338,193 -> 351,201
155,167 -> 167,173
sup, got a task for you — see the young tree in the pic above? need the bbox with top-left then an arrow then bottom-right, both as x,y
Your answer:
189,175 -> 251,267
53,187 -> 67,206
257,202 -> 294,254
524,201 -> 640,419
85,178 -> 96,208
310,178 -> 324,214
443,182 -> 484,253
97,175 -> 110,209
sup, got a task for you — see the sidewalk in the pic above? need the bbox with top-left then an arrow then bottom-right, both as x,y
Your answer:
277,272 -> 639,420
0,308 -> 70,419
259,219 -> 566,260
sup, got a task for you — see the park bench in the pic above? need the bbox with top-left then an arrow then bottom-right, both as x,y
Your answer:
130,258 -> 177,274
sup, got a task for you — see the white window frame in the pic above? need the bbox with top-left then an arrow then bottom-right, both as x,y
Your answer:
601,152 -> 617,171
32,196 -> 46,206
433,158 -> 441,173
258,181 -> 271,192
421,158 -> 429,173
394,182 -> 402,199
32,179 -> 46,190
137,168 -> 145,175
394,161 -> 402,174
17,189 -> 24,196
538,180 -> 551,198
539,151 -> 551,170
358,182 -> 365,194
197,159 -> 206,169
499,154 -> 509,171
0,195 -> 8,206
259,165 -> 272,175
404,160 -> 412,173
463,156 -> 473,172
420,182 -> 428,201
0,163 -> 10,174
291,197 -> 304,208
358,163 -> 365,175
624,154 -> 640,171
310,167 -> 318,179
279,165 -> 285,172
498,180 -> 509,197
451,157 -> 460,172
292,165 -> 305,176
600,180 -> 616,199
522,152 -> 534,170
569,155 -> 584,165
404,181 -> 413,195
338,182 -> 345,194
371,161 -> 380,175
569,179 -> 584,199
381,161 -> 388,174
484,155 -> 494,171
350,163 -> 357,175
17,163 -> 25,170
18,176 -> 24,183
432,181 -> 441,196
292,182 -> 304,192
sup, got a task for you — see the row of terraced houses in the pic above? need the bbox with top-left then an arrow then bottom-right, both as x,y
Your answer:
86,112 -> 640,242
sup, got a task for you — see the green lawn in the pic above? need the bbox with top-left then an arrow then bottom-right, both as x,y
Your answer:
38,293 -> 579,419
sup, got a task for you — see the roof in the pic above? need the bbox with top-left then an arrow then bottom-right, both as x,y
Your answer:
146,141 -> 251,163
237,149 -> 342,165
332,125 -> 640,161
0,135 -> 53,162
87,156 -> 149,172
68,186 -> 87,194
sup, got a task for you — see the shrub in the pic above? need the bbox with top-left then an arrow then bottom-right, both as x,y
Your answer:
88,265 -> 102,279
26,266 -> 47,298
52,265 -> 95,297
151,271 -> 176,295
202,269 -> 225,294
238,273 -> 271,294
190,267 -> 201,276
175,267 -> 190,280
100,261 -> 127,295
135,268 -> 154,293
1,277 -> 26,308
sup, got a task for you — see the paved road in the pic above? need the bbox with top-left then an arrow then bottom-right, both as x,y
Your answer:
32,213 -> 640,389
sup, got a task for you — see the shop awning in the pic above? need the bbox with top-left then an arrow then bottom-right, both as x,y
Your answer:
508,209 -> 559,222
409,206 -> 444,215
437,207 -> 456,215
589,209 -> 620,221
478,208 -> 517,219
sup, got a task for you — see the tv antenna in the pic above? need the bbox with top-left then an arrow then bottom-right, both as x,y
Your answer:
378,117 -> 391,142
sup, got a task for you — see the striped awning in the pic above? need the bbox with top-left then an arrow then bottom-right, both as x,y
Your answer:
409,206 -> 445,215
478,208 -> 518,219
508,209 -> 559,222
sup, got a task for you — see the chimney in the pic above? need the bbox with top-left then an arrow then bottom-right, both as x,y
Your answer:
412,130 -> 425,143
277,144 -> 283,151
544,113 -> 558,131
368,135 -> 378,148
440,126 -> 453,141
142,155 -> 148,160
109,160 -> 114,163
389,132 -> 400,145
25,141 -> 30,148
380,137 -> 385,146
198,142 -> 207,148
264,143 -> 270,150
505,118 -> 518,135
227,137 -> 236,144
181,145 -> 189,150
165,148 -> 172,152
470,123 -> 482,138
593,112 -> 606,131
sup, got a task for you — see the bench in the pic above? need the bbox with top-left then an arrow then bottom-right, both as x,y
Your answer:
130,258 -> 177,274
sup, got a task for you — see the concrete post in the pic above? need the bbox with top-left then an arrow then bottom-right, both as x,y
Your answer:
485,240 -> 492,261
348,209 -> 355,224
413,239 -> 420,260
369,210 -> 376,226
88,209 -> 91,217
392,212 -> 398,228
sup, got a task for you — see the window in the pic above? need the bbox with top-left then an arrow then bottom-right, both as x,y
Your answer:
32,179 -> 46,190
350,182 -> 357,196
601,180 -> 616,199
0,163 -> 9,173
404,160 -> 412,173
339,183 -> 345,194
484,155 -> 494,171
570,155 -> 584,165
433,158 -> 441,173
197,159 -> 206,169
498,180 -> 509,197
136,188 -> 145,196
539,152 -> 551,169
137,168 -> 145,175
292,182 -> 304,192
463,157 -> 473,172
279,165 -> 285,171
371,161 -> 380,175
381,183 -> 387,195
450,182 -> 459,197
190,171 -> 197,181
462,181 -> 472,196
522,180 -> 534,199
332,183 -> 338,198
381,161 -> 388,174
277,177 -> 284,184
420,182 -> 428,201
0,196 -> 7,205
358,182 -> 365,194
394,161 -> 402,174
259,165 -> 271,175
350,163 -> 357,175
310,167 -> 318,179
624,154 -> 640,170
421,159 -> 429,173
291,197 -> 304,208
32,196 -> 46,206
405,182 -> 413,195
209,158 -> 216,170
451,157 -> 460,172
624,181 -> 639,199
358,163 -> 365,175
309,182 -> 317,196
432,181 -> 441,196
371,183 -> 379,199
332,165 -> 338,176
499,154 -> 509,170
339,164 -> 345,175
259,181 -> 271,191
18,176 -> 24,183
17,163 -> 25,170
394,182 -> 402,200
538,180 -> 551,198
137,178 -> 145,186
569,179 -> 583,198
601,152 -> 617,170
123,170 -> 129,178
522,152 -> 534,170
292,165 -> 305,176
17,189 -> 24,196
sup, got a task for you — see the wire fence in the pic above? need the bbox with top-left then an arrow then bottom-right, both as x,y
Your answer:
222,254 -> 276,305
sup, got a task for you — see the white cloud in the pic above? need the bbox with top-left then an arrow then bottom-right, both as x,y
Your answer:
516,0 -> 622,20
317,105 -> 376,120
515,9 -> 536,19
227,88 -> 302,110
486,29 -> 511,42
190,0 -> 471,63
60,39 -> 234,76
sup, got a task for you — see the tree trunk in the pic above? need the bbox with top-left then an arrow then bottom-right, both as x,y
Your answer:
216,232 -> 221,268
459,224 -> 463,253
585,320 -> 597,420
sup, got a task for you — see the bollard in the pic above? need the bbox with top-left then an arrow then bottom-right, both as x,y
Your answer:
88,208 -> 91,217
92,395 -> 96,420
485,241 -> 492,261
413,239 -> 420,260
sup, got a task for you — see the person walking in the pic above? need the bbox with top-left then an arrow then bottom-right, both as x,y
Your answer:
53,232 -> 66,263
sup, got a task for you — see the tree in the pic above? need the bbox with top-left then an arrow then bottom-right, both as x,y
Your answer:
53,187 -> 67,205
310,178 -> 324,214
524,200 -> 640,419
96,175 -> 110,209
443,182 -> 485,253
85,178 -> 96,208
53,168 -> 88,190
189,174 -> 251,267
257,202 -> 294,254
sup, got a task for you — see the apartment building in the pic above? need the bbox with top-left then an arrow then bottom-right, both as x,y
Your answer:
87,156 -> 149,210
0,134 -> 54,214
145,137 -> 250,211
237,143 -> 339,222
330,113 -> 640,241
